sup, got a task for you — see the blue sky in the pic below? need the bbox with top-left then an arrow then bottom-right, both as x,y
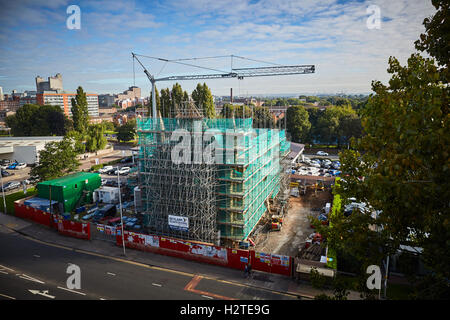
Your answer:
0,0 -> 436,96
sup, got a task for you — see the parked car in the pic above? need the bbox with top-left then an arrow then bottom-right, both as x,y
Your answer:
120,157 -> 132,163
15,163 -> 27,170
0,164 -> 9,170
98,165 -> 114,174
104,180 -> 119,187
331,161 -> 341,169
316,151 -> 329,156
1,170 -> 14,177
115,167 -> 130,175
2,181 -> 20,191
27,176 -> 40,184
7,162 -> 18,170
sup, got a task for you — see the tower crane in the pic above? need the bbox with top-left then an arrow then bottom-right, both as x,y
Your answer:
131,52 -> 315,118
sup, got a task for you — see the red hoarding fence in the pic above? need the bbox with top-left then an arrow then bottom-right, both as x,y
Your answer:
57,217 -> 91,240
117,230 -> 292,276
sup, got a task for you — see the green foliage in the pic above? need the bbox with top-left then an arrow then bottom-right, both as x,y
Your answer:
4,188 -> 38,215
31,138 -> 80,182
116,119 -> 136,142
329,8 -> 450,297
414,0 -> 449,69
309,268 -> 327,289
6,104 -> 69,137
286,105 -> 311,142
85,123 -> 107,152
192,83 -> 216,118
90,164 -> 103,171
252,106 -> 274,128
71,86 -> 90,134
65,130 -> 86,154
101,121 -> 115,131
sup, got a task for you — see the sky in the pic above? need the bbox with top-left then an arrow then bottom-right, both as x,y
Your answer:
0,0 -> 437,97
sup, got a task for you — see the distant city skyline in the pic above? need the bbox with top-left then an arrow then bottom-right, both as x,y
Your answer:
0,0 -> 436,97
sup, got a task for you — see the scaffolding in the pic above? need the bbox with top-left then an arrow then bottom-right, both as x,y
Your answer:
137,106 -> 290,245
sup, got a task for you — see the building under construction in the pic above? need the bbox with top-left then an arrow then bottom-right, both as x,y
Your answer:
136,103 -> 291,246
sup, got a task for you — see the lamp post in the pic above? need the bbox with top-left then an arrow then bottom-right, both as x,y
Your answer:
117,166 -> 126,256
0,171 -> 6,214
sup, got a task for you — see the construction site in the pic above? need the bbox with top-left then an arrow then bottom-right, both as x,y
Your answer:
136,100 -> 292,248
131,53 -> 334,259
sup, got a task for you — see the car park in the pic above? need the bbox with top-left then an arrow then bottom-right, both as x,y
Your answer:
316,151 -> 329,156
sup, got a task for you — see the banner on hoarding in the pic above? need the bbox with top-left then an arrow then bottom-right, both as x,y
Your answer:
168,215 -> 189,232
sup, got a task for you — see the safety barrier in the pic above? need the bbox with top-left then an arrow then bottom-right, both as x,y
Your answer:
14,201 -> 53,227
57,218 -> 91,240
117,230 -> 293,277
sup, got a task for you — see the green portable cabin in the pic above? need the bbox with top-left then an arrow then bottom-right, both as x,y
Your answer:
37,172 -> 102,213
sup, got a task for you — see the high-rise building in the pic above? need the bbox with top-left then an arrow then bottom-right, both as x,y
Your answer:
35,73 -> 63,93
0,87 -> 4,101
36,92 -> 99,117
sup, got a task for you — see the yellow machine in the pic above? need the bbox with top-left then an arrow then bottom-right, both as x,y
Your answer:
271,215 -> 283,231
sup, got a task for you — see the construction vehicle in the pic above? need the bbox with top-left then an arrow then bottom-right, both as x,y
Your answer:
315,180 -> 325,191
271,214 -> 283,231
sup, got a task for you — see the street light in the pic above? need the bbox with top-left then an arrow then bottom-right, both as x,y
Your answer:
0,171 -> 6,214
117,166 -> 126,256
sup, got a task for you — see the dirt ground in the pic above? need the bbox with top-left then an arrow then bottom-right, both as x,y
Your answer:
251,187 -> 333,257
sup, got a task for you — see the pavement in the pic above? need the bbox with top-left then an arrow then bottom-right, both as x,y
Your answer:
0,212 -> 361,300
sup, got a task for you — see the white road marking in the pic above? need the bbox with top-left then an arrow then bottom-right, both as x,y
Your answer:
0,293 -> 16,300
202,295 -> 213,299
0,264 -> 15,272
18,274 -> 45,284
152,283 -> 162,287
0,270 -> 8,274
100,298 -> 107,300
28,290 -> 55,299
106,272 -> 116,276
33,255 -> 40,258
57,286 -> 86,296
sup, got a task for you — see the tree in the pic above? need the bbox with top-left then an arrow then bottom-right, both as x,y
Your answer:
85,124 -> 107,152
253,106 -> 274,128
101,120 -> 115,132
414,0 -> 449,70
286,105 -> 311,143
65,130 -> 86,154
31,138 -> 80,181
171,83 -> 184,115
192,83 -> 216,118
160,88 -> 171,117
220,103 -> 235,118
323,53 -> 449,298
117,119 -> 136,142
5,104 -> 70,136
71,86 -> 90,134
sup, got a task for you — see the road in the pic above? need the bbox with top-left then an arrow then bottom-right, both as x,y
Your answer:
0,226 -> 296,301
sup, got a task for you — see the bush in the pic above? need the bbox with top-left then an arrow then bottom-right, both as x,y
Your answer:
4,188 -> 38,215
91,164 -> 104,171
